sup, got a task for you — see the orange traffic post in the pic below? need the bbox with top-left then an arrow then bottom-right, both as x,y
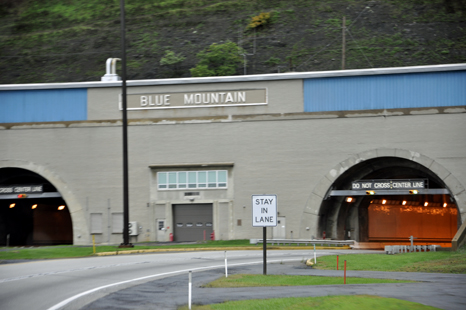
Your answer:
337,255 -> 339,270
344,260 -> 347,284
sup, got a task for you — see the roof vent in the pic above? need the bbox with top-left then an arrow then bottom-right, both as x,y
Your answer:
101,58 -> 121,81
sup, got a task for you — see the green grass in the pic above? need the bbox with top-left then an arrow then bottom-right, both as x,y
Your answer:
0,239 -> 256,260
314,250 -> 466,274
178,295 -> 440,310
203,274 -> 414,288
1,0 -> 465,83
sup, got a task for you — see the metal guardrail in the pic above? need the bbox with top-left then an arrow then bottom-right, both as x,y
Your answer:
384,245 -> 440,254
250,239 -> 354,247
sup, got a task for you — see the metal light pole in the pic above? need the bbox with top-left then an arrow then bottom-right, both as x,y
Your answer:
119,0 -> 132,248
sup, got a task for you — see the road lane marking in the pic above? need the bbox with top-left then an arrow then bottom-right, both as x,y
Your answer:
47,258 -> 300,310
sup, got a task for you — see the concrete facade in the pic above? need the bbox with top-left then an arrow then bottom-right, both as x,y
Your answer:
1,64 -> 465,245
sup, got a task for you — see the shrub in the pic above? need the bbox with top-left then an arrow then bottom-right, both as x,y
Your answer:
264,56 -> 281,66
190,41 -> 244,77
160,50 -> 185,66
248,12 -> 271,29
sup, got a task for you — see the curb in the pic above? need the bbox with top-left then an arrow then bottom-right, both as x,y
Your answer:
95,246 -> 351,256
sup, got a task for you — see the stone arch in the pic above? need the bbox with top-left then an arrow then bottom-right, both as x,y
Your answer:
299,148 -> 466,239
0,159 -> 88,245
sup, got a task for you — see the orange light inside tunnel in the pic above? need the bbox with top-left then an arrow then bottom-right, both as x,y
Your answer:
382,199 -> 387,205
424,202 -> 429,207
58,205 -> 65,211
9,203 -> 15,208
402,201 -> 407,205
32,204 -> 37,209
346,197 -> 354,203
443,203 -> 447,208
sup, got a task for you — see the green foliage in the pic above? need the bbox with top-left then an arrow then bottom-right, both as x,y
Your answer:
190,41 -> 244,77
315,252 -> 466,274
248,12 -> 272,29
190,64 -> 216,77
0,240 -> 255,260
160,50 -> 186,66
180,295 -> 439,310
1,0 -> 465,83
133,32 -> 159,54
264,56 -> 281,66
204,274 -> 412,288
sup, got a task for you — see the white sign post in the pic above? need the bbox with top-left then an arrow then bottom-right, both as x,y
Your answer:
252,195 -> 277,275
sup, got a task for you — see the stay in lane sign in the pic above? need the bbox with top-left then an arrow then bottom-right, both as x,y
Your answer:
252,195 -> 277,227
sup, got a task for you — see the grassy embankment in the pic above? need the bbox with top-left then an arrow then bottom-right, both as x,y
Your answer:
1,0 -> 465,83
313,250 -> 466,274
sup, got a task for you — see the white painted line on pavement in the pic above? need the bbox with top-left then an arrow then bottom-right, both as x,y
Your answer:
47,258 -> 299,310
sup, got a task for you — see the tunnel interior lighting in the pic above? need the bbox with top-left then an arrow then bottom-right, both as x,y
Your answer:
9,203 -> 15,208
382,199 -> 387,204
366,191 -> 375,195
424,202 -> 429,207
32,204 -> 37,209
346,197 -> 354,203
443,203 -> 447,208
402,200 -> 407,205
58,205 -> 65,210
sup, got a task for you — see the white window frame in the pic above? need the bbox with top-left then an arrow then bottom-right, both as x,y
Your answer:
157,170 -> 227,190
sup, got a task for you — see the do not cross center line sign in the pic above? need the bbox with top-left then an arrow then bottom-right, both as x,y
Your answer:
252,195 -> 277,227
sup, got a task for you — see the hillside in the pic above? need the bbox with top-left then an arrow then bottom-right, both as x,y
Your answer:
0,0 -> 465,84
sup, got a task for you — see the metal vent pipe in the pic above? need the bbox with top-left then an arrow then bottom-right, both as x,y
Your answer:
101,58 -> 121,81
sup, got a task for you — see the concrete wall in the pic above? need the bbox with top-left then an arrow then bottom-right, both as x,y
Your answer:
87,80 -> 303,121
1,65 -> 465,245
1,109 -> 465,245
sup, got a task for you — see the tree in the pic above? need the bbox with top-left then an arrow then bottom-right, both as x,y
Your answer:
190,41 -> 244,77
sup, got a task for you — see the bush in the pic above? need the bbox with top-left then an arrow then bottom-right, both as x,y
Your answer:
264,56 -> 281,66
248,12 -> 271,29
160,50 -> 185,66
190,41 -> 244,77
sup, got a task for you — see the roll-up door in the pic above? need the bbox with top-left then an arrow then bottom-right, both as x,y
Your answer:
173,204 -> 213,242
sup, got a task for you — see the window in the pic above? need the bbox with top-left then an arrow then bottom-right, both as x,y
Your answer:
157,170 -> 228,190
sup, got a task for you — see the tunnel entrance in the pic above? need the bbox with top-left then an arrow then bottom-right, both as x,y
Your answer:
319,157 -> 459,247
0,168 -> 73,246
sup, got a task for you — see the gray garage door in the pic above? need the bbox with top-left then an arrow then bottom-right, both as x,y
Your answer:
173,204 -> 213,242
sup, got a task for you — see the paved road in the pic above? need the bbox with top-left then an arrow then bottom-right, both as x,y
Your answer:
81,262 -> 466,310
0,249 -> 359,310
3,249 -> 464,310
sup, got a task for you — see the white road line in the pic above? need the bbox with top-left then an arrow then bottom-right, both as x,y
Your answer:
47,258 -> 299,310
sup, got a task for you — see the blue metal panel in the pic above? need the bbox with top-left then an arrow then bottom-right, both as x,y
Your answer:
0,88 -> 87,123
304,71 -> 466,112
